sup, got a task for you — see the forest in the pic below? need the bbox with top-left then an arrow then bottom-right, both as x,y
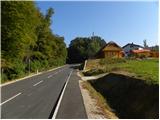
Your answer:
1,1 -> 67,82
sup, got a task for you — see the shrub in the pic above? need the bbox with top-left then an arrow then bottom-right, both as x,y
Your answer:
1,73 -> 8,83
30,60 -> 41,72
4,59 -> 26,80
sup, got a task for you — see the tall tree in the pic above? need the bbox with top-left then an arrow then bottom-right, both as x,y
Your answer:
2,1 -> 40,79
67,36 -> 106,63
143,39 -> 148,48
1,1 -> 67,81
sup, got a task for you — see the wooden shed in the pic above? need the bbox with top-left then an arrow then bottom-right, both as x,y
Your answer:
96,41 -> 124,58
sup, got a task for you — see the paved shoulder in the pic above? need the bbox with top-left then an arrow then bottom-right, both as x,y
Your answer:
56,70 -> 87,119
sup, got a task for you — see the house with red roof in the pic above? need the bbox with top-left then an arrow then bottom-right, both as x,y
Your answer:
131,49 -> 151,58
122,42 -> 144,57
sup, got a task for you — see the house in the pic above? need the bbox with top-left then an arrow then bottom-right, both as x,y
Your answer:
122,43 -> 144,57
148,45 -> 159,58
96,41 -> 124,58
150,51 -> 159,58
131,49 -> 151,58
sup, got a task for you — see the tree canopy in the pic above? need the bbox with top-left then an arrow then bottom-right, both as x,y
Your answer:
67,36 -> 106,63
1,1 -> 67,82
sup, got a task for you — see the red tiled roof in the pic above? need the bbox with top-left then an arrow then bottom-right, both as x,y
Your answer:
132,49 -> 150,53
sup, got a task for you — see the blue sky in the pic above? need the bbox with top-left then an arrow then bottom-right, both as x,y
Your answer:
35,1 -> 158,47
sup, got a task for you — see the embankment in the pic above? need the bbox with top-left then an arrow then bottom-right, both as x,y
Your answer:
89,73 -> 159,119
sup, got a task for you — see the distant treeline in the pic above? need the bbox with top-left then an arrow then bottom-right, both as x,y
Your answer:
1,1 -> 67,82
67,36 -> 106,63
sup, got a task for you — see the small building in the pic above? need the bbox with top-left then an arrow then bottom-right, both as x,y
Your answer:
96,41 -> 124,58
122,43 -> 144,57
150,51 -> 159,58
148,45 -> 159,58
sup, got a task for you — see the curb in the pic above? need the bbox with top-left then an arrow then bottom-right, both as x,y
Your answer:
0,65 -> 67,87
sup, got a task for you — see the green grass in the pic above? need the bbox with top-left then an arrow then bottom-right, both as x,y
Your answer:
84,58 -> 159,84
116,59 -> 159,84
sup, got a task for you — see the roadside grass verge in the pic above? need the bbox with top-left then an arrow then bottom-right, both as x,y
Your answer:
81,81 -> 118,119
83,58 -> 159,84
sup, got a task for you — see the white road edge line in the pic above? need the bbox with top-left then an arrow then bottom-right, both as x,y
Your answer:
52,70 -> 73,119
0,93 -> 22,106
33,80 -> 43,86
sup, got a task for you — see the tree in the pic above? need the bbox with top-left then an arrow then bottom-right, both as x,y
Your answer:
2,1 -> 40,79
1,1 -> 67,82
67,36 -> 106,63
143,39 -> 148,48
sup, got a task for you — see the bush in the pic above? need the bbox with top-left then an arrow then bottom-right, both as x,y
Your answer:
30,60 -> 41,72
41,60 -> 49,68
1,73 -> 8,83
3,59 -> 26,80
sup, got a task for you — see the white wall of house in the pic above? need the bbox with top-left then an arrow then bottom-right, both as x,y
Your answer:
123,44 -> 143,56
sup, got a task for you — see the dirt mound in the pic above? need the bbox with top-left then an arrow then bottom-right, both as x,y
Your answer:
89,73 -> 159,119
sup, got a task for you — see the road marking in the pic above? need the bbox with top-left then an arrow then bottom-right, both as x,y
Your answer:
48,75 -> 53,78
48,71 -> 60,79
52,70 -> 73,119
0,93 -> 22,106
1,65 -> 66,87
33,80 -> 43,86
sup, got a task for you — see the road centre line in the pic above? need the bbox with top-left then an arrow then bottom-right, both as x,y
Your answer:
1,65 -> 66,87
33,80 -> 43,86
52,70 -> 73,119
0,93 -> 22,106
48,75 -> 53,78
47,71 -> 60,78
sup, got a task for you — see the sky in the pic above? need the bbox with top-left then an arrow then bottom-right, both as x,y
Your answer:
35,1 -> 158,47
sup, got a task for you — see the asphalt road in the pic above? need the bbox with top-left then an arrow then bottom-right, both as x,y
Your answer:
1,64 -> 87,119
56,69 -> 87,119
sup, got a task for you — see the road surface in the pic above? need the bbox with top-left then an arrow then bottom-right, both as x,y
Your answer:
1,64 -> 87,119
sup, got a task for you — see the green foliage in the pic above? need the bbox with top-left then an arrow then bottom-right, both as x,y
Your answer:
5,59 -> 26,80
2,1 -> 39,60
30,60 -> 41,72
67,36 -> 106,63
1,73 -> 8,83
1,1 -> 67,83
